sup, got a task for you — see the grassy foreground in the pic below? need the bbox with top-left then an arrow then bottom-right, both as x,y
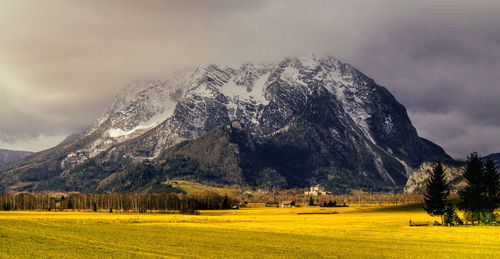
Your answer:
0,205 -> 498,258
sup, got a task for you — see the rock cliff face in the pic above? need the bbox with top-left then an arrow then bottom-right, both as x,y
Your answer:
0,56 -> 451,192
404,162 -> 465,194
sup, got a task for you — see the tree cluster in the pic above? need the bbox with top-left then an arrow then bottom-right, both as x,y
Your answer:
0,191 -> 238,214
424,152 -> 499,225
458,152 -> 499,225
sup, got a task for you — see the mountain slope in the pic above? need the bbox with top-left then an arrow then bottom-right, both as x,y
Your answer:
0,55 -> 451,193
484,152 -> 500,167
0,149 -> 33,166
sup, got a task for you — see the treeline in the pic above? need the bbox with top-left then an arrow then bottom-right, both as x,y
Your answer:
424,152 -> 499,225
0,191 -> 238,213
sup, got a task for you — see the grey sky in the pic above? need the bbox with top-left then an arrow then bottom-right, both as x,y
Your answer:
0,0 -> 498,159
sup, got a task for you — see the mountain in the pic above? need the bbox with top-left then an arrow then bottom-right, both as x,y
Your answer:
0,149 -> 33,166
0,55 -> 451,193
483,153 -> 500,167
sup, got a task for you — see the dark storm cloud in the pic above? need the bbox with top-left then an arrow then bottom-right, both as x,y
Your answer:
349,13 -> 500,158
0,0 -> 498,158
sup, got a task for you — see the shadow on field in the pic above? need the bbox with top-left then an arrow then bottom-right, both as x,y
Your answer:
367,203 -> 425,213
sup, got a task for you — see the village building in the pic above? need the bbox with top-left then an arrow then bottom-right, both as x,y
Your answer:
304,185 -> 329,196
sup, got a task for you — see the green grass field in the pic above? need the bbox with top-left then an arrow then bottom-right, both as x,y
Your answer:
0,205 -> 498,258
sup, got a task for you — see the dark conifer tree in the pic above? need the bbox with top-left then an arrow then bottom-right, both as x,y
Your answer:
423,162 -> 449,224
308,196 -> 314,206
483,159 -> 499,213
458,152 -> 485,225
443,204 -> 455,226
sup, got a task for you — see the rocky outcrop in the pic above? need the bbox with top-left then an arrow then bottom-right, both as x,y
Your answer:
404,161 -> 466,194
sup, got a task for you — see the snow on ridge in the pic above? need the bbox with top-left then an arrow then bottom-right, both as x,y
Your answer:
280,66 -> 307,87
298,55 -> 319,69
220,72 -> 270,105
107,105 -> 176,138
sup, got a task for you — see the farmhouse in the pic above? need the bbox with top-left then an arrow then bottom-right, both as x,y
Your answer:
280,201 -> 295,208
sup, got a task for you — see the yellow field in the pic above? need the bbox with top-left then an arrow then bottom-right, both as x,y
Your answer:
0,205 -> 498,258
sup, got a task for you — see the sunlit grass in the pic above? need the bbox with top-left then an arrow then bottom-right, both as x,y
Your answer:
0,205 -> 498,258
166,180 -> 239,194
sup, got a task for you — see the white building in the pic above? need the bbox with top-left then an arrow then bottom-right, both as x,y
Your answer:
304,185 -> 328,196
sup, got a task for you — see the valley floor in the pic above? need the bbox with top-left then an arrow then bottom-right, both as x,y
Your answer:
0,205 -> 498,258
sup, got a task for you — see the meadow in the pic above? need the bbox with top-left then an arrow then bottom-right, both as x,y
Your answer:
0,204 -> 498,258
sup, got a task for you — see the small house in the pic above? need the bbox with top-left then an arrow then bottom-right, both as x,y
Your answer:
280,201 -> 295,208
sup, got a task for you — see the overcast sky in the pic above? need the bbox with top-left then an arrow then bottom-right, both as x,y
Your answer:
0,0 -> 498,159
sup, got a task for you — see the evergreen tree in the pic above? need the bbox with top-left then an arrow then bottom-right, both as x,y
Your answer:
308,196 -> 314,206
423,162 -> 450,224
483,158 -> 499,213
443,203 -> 462,226
443,204 -> 455,226
458,152 -> 485,225
328,200 -> 334,207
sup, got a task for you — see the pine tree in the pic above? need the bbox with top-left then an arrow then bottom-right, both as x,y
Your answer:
458,152 -> 485,225
483,158 -> 499,213
443,204 -> 455,226
423,162 -> 450,224
308,197 -> 314,206
443,203 -> 462,226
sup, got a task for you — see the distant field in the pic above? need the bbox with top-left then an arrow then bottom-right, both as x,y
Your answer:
0,205 -> 498,258
166,180 -> 239,194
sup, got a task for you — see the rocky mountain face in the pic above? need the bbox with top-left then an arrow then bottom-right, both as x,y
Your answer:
403,161 -> 465,194
0,149 -> 33,166
0,56 -> 451,193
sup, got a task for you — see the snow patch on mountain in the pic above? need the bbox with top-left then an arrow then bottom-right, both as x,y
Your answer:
220,72 -> 270,105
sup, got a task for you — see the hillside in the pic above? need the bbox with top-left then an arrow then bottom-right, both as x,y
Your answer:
0,149 -> 33,166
